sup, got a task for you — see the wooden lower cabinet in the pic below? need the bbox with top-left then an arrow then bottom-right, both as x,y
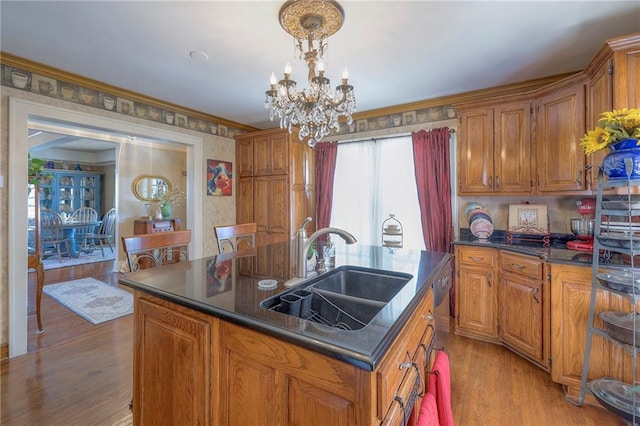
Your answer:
498,251 -> 549,370
550,263 -> 640,399
455,246 -> 549,370
131,288 -> 435,425
455,246 -> 499,341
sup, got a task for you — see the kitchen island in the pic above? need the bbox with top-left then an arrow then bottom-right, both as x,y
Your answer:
119,241 -> 450,425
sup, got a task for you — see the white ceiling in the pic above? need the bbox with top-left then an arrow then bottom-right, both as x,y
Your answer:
2,1 -> 640,131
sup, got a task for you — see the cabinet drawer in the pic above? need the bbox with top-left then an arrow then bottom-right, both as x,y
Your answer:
381,365 -> 420,426
377,291 -> 433,419
457,246 -> 496,267
500,251 -> 542,280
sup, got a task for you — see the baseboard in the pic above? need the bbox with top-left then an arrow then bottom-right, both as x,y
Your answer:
1,343 -> 8,363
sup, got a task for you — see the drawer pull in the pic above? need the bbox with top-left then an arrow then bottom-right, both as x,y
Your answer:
533,288 -> 540,304
510,263 -> 526,270
399,351 -> 412,370
423,312 -> 434,321
469,256 -> 484,262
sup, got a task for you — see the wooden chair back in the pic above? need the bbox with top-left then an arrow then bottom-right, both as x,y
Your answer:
121,230 -> 191,272
214,223 -> 256,254
70,207 -> 99,235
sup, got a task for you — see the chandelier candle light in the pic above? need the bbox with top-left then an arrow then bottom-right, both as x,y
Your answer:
265,0 -> 356,147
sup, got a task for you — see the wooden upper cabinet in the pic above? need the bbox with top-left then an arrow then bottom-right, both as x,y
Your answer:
254,132 -> 289,176
237,138 -> 254,177
457,107 -> 494,194
457,99 -> 532,195
584,34 -> 640,189
535,81 -> 587,193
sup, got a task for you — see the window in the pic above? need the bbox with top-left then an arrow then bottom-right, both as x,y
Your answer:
330,135 -> 425,250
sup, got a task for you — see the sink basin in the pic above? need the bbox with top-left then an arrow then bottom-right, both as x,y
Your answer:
306,266 -> 412,303
261,266 -> 413,330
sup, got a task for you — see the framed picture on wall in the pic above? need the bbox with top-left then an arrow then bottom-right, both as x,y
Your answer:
207,159 -> 232,196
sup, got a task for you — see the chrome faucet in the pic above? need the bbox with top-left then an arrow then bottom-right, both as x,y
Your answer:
295,217 -> 357,278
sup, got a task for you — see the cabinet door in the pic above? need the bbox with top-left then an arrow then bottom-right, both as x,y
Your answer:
456,263 -> 498,340
269,132 -> 289,175
254,134 -> 272,176
134,296 -> 213,425
220,322 -> 359,426
457,108 -> 494,194
536,83 -> 587,193
237,138 -> 254,177
587,57 -> 613,190
499,272 -> 544,364
613,47 -> 640,110
550,264 -> 611,390
236,177 -> 253,225
494,101 -> 532,193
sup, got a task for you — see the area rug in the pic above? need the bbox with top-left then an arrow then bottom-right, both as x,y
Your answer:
42,250 -> 116,271
43,278 -> 133,325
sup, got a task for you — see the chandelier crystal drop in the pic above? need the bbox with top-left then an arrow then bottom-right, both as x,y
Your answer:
265,0 -> 356,147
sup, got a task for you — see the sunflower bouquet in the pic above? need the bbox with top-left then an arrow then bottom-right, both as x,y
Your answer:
580,108 -> 640,156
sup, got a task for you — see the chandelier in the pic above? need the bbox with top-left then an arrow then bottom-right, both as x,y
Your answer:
265,0 -> 356,147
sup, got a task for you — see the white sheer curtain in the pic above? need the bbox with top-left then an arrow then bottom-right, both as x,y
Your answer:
330,136 -> 426,250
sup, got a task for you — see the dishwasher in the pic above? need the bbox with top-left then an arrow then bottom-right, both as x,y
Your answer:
433,257 -> 453,333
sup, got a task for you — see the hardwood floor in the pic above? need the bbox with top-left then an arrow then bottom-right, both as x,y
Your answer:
1,263 -> 626,425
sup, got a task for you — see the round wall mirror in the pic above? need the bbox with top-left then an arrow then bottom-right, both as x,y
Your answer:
132,175 -> 172,202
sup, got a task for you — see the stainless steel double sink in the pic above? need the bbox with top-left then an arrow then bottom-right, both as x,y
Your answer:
261,266 -> 413,330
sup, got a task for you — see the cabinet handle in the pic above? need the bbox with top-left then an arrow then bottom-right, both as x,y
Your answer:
399,351 -> 412,370
510,263 -> 526,270
469,256 -> 484,262
487,274 -> 492,287
495,176 -> 500,188
488,176 -> 493,188
576,170 -> 582,186
585,165 -> 592,189
423,311 -> 434,321
533,288 -> 540,304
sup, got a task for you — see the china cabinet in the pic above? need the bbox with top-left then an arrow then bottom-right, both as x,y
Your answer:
568,173 -> 640,422
38,169 -> 101,214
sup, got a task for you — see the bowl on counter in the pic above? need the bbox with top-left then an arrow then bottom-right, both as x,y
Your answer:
570,218 -> 595,240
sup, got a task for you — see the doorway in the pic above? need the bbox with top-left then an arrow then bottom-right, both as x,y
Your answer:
9,98 -> 204,358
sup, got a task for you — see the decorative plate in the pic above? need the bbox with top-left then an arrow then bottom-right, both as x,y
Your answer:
508,204 -> 548,235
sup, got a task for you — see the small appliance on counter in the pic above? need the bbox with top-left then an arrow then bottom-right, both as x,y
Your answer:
567,197 -> 596,251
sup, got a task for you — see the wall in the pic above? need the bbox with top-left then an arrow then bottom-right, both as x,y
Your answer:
0,85 -> 236,353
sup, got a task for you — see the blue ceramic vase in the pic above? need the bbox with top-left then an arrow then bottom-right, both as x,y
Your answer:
601,138 -> 640,180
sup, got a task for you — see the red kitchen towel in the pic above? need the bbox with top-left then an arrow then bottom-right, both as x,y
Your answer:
416,391 -> 439,426
428,350 -> 454,426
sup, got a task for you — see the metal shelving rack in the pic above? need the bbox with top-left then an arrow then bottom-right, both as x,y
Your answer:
569,164 -> 640,424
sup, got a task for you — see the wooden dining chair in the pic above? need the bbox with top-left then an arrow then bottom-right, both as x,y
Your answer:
40,210 -> 71,262
121,230 -> 192,272
214,223 -> 256,254
88,208 -> 117,256
70,207 -> 99,253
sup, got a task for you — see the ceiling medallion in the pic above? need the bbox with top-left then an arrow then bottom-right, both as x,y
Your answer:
265,0 -> 356,147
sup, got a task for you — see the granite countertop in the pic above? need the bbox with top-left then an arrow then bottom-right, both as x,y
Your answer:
455,229 -> 629,266
119,241 -> 450,371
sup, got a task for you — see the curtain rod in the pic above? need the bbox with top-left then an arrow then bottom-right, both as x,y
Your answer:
332,128 -> 455,145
